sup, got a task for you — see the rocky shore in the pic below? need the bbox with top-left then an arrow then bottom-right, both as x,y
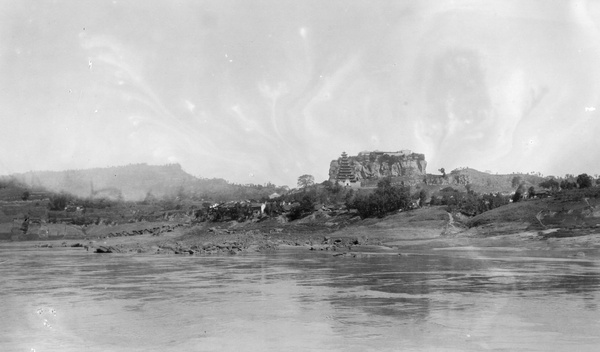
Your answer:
17,205 -> 600,259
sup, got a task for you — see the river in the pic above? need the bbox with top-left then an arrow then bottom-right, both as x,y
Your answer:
1,244 -> 599,351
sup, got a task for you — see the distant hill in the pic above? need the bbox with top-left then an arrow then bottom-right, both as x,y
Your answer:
8,163 -> 286,202
9,163 -> 192,201
0,177 -> 34,202
0,163 -> 552,203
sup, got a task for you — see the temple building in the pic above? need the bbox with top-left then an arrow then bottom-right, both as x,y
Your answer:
335,152 -> 358,186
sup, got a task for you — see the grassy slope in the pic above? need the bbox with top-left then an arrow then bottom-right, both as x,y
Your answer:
453,168 -> 545,194
467,195 -> 600,237
329,206 -> 450,243
418,169 -> 546,202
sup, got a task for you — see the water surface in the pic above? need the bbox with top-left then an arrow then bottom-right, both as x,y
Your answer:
2,244 -> 599,351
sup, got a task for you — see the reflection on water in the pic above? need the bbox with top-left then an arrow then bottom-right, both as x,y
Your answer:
1,245 -> 599,351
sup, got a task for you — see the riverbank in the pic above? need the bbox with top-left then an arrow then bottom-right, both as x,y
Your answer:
7,205 -> 600,258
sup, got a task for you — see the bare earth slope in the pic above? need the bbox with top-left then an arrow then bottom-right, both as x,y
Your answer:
11,201 -> 600,259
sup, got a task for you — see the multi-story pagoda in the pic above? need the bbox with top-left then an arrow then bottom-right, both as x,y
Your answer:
329,149 -> 427,188
336,152 -> 357,185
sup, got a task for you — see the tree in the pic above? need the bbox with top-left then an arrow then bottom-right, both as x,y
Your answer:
465,184 -> 474,195
323,180 -> 342,195
297,174 -> 315,190
418,189 -> 428,206
348,178 -> 410,218
576,173 -> 592,189
143,191 -> 157,204
511,176 -> 522,188
560,179 -> 576,190
512,190 -> 522,203
512,184 -> 526,203
49,194 -> 70,211
539,178 -> 559,191
21,191 -> 30,201
288,193 -> 315,220
176,186 -> 187,200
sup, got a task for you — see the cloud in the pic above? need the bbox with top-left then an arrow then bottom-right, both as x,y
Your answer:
184,99 -> 196,113
299,27 -> 308,39
258,81 -> 289,138
402,0 -> 600,175
4,0 -> 600,184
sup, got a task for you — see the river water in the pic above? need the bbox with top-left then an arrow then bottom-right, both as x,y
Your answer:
1,244 -> 600,352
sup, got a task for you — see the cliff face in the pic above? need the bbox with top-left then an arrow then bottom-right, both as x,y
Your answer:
329,152 -> 427,185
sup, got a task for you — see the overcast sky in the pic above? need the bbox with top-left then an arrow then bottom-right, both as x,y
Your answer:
2,0 -> 600,186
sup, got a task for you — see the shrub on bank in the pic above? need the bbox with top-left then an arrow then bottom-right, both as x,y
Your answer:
430,187 -> 510,217
288,194 -> 316,221
553,187 -> 600,202
347,178 -> 411,218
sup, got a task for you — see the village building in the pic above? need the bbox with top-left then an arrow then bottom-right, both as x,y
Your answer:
268,192 -> 281,200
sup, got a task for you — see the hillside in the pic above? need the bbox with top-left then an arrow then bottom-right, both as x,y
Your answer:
7,163 -> 287,202
425,168 -> 546,194
468,187 -> 600,231
9,164 -> 195,201
0,178 -> 33,201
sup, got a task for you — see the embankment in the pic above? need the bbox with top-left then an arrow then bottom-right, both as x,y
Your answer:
13,204 -> 600,258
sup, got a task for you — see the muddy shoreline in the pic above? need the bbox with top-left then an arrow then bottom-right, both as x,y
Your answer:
5,206 -> 600,259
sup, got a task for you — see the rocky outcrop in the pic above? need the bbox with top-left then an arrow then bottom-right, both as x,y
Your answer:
329,151 -> 427,185
95,245 -> 121,253
94,223 -> 185,239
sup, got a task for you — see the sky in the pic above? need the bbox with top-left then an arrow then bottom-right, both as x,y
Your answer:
2,0 -> 600,187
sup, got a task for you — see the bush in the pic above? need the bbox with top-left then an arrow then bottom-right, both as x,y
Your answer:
71,216 -> 95,226
418,189 -> 427,206
560,179 -> 577,190
431,188 -> 509,216
288,205 -> 305,221
554,187 -> 600,201
577,173 -> 593,189
512,191 -> 522,203
539,178 -> 559,191
49,194 -> 70,211
511,176 -> 522,188
347,178 -> 410,218
511,184 -> 527,203
287,194 -> 315,221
